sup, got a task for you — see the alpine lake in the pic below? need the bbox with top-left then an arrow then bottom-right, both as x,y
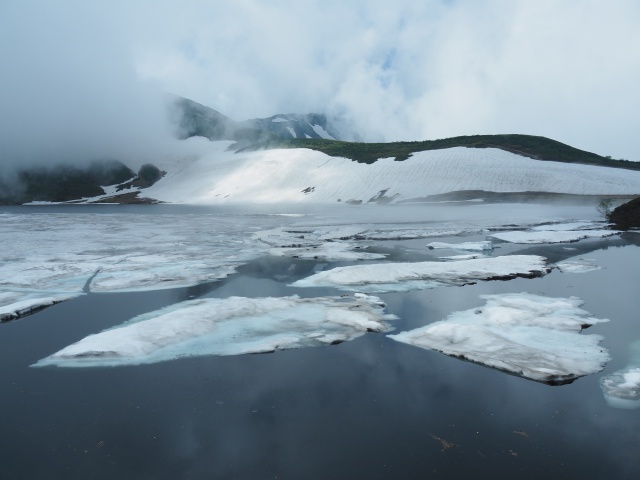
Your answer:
1,197 -> 639,480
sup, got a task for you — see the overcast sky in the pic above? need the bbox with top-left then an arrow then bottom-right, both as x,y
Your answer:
1,0 -> 639,166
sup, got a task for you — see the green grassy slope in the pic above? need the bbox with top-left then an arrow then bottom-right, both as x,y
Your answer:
261,134 -> 638,170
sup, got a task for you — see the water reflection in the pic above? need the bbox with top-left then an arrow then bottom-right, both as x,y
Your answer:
2,203 -> 640,479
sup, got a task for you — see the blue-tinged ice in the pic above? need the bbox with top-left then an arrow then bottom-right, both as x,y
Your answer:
601,340 -> 640,409
33,294 -> 397,367
388,293 -> 610,384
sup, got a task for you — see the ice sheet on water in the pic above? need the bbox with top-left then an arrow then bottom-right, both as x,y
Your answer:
34,294 -> 397,367
0,292 -> 80,322
388,293 -> 610,384
255,226 -> 385,261
291,255 -> 550,293
268,243 -> 385,261
0,212 -> 274,297
556,259 -> 601,274
426,241 -> 493,251
489,229 -> 619,244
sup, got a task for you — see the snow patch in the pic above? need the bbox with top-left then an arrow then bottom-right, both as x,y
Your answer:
310,124 -> 334,140
388,293 -> 610,384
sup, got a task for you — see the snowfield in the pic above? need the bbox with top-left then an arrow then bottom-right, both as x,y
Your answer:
388,293 -> 610,384
142,138 -> 640,204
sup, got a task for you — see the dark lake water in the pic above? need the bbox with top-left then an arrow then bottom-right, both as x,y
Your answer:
1,202 -> 640,479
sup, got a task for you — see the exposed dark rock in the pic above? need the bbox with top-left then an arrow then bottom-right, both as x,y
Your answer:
609,196 -> 640,230
116,163 -> 166,191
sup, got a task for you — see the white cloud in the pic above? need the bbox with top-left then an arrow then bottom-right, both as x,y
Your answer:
1,0 -> 639,165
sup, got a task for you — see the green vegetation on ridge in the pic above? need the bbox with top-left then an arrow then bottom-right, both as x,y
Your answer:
252,134 -> 638,170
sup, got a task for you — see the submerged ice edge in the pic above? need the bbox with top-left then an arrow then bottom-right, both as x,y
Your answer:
388,293 -> 610,385
0,293 -> 81,322
601,340 -> 640,409
33,294 -> 398,368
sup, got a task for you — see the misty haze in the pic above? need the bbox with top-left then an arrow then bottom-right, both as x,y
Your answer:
1,2 -> 640,479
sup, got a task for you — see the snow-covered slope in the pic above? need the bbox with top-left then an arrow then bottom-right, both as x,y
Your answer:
143,138 -> 640,204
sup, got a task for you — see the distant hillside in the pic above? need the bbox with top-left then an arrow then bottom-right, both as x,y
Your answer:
171,96 -> 637,171
168,95 -> 341,143
0,160 -> 164,205
269,135 -> 639,170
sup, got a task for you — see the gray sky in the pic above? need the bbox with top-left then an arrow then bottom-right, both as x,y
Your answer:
1,0 -> 639,166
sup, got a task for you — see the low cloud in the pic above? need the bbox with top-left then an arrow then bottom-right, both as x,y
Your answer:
2,0 -> 639,167
0,1 -> 171,170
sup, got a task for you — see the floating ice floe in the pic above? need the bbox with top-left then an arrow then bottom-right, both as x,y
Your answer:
426,241 -> 493,251
489,229 -> 619,244
291,255 -> 549,292
601,340 -> 640,409
556,259 -> 601,274
255,226 -> 385,261
34,294 -> 397,367
531,221 -> 602,231
356,229 -> 466,241
0,292 -> 80,322
0,212 -> 278,309
439,254 -> 488,261
388,293 -> 610,384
